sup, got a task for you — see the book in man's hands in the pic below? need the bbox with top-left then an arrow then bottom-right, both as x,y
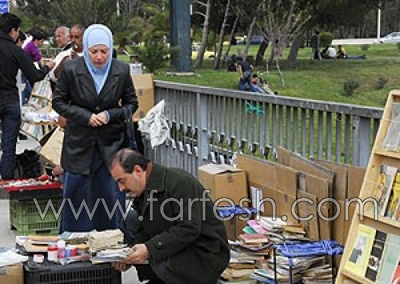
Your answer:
91,247 -> 134,263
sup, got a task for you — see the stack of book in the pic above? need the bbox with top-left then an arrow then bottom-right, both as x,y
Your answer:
251,255 -> 327,283
220,250 -> 260,283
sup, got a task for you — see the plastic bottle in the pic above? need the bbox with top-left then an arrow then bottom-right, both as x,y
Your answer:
47,244 -> 58,262
57,240 -> 66,264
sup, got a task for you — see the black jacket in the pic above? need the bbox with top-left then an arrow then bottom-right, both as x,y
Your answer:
0,32 -> 49,105
134,164 -> 230,284
52,57 -> 137,174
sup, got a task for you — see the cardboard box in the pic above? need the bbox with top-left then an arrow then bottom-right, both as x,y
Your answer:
347,165 -> 366,199
39,127 -> 64,166
224,216 -> 248,241
0,264 -> 23,284
198,163 -> 248,205
316,159 -> 348,200
131,74 -> 155,121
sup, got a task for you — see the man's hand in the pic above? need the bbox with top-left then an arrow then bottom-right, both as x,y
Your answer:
112,262 -> 132,272
123,244 -> 149,264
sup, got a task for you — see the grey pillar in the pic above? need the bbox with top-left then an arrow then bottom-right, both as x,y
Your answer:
169,0 -> 192,72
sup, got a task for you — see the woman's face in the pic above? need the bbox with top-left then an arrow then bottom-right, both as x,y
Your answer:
88,44 -> 110,68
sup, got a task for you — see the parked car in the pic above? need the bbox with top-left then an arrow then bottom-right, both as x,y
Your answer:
191,46 -> 214,59
236,36 -> 264,45
380,32 -> 400,43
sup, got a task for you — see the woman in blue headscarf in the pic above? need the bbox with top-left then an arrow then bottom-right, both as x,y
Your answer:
53,24 -> 138,232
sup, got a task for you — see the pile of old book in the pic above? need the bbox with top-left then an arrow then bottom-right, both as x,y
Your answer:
251,241 -> 343,283
219,216 -> 343,284
221,233 -> 270,283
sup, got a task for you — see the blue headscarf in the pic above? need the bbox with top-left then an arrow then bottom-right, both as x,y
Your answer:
83,24 -> 113,94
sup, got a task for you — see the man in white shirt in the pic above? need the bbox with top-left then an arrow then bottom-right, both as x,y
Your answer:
323,45 -> 337,59
54,26 -> 71,51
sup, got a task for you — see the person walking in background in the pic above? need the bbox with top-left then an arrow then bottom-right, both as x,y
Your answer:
111,149 -> 230,284
22,27 -> 47,104
310,30 -> 322,61
54,26 -> 71,51
52,24 -> 138,232
0,13 -> 53,179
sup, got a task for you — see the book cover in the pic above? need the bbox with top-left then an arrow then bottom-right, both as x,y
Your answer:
377,233 -> 400,284
344,224 -> 376,277
391,261 -> 400,284
365,230 -> 387,281
371,165 -> 397,216
383,103 -> 400,152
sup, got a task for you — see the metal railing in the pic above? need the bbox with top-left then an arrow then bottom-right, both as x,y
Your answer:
144,80 -> 384,177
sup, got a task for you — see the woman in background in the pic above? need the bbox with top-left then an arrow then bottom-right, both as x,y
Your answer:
52,24 -> 138,232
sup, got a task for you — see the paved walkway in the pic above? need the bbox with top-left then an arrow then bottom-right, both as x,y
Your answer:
0,198 -> 142,283
0,135 -> 142,283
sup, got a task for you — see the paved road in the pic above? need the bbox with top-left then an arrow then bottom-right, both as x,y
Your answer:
332,38 -> 378,45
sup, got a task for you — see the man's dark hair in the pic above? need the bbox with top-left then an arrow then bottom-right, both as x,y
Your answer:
31,28 -> 46,40
17,31 -> 26,42
112,149 -> 149,172
0,13 -> 21,34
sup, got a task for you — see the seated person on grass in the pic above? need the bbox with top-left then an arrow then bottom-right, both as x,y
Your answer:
337,45 -> 365,60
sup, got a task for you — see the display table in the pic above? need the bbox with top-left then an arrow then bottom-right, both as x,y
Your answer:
24,258 -> 121,284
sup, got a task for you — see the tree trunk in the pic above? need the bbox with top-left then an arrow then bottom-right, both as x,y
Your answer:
243,15 -> 257,60
286,34 -> 304,69
213,0 -> 231,70
193,0 -> 212,69
255,38 -> 269,66
222,15 -> 239,65
396,0 -> 400,31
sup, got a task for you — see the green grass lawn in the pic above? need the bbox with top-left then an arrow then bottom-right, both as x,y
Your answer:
146,43 -> 400,107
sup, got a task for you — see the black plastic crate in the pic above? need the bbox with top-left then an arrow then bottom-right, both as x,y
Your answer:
24,259 -> 121,284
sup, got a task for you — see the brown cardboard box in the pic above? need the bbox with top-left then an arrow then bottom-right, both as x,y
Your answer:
198,163 -> 248,205
237,155 -> 278,215
131,74 -> 155,121
39,127 -> 64,166
316,159 -> 348,200
224,216 -> 248,241
276,190 -> 297,224
297,191 -> 319,240
347,165 -> 366,199
0,264 -> 23,284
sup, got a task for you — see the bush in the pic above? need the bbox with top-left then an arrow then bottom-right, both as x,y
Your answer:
320,32 -> 334,49
343,79 -> 360,96
133,36 -> 173,73
361,44 -> 370,51
375,77 -> 388,90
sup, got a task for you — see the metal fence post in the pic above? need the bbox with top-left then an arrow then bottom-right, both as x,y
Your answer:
196,93 -> 209,173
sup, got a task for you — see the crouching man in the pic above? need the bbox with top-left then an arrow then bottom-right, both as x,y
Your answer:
110,149 -> 230,284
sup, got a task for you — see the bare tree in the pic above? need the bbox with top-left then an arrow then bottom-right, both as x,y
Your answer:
258,0 -> 314,86
193,0 -> 213,68
213,0 -> 231,69
243,14 -> 257,60
222,14 -> 239,64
